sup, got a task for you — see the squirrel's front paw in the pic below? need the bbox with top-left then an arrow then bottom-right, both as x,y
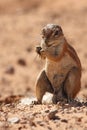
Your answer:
40,50 -> 46,59
36,46 -> 46,59
36,46 -> 42,55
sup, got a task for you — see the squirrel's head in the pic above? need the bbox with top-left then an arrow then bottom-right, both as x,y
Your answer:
41,24 -> 64,47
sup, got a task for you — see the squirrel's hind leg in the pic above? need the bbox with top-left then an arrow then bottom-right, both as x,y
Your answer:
36,70 -> 54,104
63,67 -> 81,102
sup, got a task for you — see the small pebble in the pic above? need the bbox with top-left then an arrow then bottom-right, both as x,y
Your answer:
61,119 -> 68,123
77,117 -> 82,122
48,109 -> 58,120
29,119 -> 36,127
17,59 -> 27,66
44,109 -> 50,113
42,92 -> 53,104
8,117 -> 20,124
20,97 -> 37,105
5,66 -> 15,74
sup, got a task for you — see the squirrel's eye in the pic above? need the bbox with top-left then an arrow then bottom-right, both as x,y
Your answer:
54,30 -> 59,36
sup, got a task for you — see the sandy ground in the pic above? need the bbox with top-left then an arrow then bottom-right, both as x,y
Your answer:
0,0 -> 87,130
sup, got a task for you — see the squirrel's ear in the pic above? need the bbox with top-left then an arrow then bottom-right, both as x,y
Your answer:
41,28 -> 45,35
57,25 -> 63,33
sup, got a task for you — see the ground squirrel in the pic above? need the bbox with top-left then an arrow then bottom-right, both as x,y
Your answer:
35,24 -> 82,104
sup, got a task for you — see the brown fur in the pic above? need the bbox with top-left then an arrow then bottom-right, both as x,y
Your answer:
35,24 -> 82,103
